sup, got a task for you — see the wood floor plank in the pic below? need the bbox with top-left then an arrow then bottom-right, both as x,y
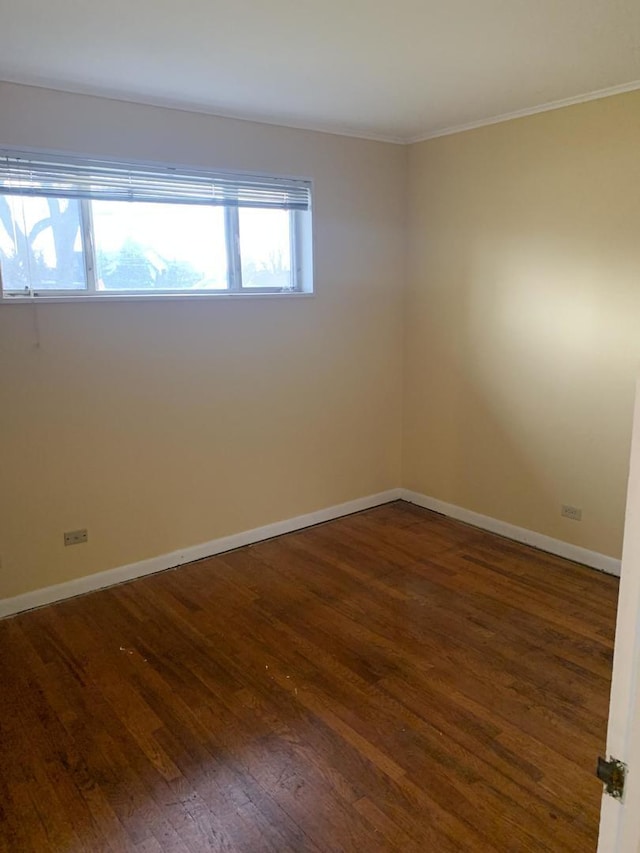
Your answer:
0,502 -> 618,851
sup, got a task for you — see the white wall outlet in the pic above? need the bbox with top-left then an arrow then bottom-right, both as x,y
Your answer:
561,505 -> 582,522
64,529 -> 88,546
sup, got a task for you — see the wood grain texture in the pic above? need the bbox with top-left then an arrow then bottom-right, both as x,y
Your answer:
0,502 -> 618,851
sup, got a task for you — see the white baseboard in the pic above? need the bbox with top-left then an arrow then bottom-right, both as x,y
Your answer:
0,488 -> 403,619
401,489 -> 621,577
1,485 -> 619,619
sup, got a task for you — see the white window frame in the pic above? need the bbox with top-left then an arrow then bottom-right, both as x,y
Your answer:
0,152 -> 313,301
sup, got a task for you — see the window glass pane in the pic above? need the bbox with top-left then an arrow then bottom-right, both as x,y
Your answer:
0,195 -> 85,291
92,201 -> 227,291
239,209 -> 292,289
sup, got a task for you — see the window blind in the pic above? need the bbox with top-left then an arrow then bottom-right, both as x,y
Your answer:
0,152 -> 311,210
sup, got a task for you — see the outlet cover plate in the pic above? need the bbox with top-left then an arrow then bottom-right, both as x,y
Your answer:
64,528 -> 88,546
561,505 -> 582,522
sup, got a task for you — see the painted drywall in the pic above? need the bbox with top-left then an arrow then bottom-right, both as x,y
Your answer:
0,82 -> 406,599
404,90 -> 640,558
3,82 -> 639,603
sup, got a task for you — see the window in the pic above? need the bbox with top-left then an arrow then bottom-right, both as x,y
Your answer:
0,153 -> 312,298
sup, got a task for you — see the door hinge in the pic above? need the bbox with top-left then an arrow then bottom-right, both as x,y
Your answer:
596,756 -> 627,799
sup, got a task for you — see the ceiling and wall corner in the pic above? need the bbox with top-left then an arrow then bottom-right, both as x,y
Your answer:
0,0 -> 638,143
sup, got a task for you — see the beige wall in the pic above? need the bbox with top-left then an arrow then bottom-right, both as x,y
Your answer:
0,83 -> 406,599
2,83 -> 639,602
404,91 -> 640,558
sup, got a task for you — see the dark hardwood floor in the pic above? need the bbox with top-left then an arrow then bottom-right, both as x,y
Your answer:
0,501 -> 619,852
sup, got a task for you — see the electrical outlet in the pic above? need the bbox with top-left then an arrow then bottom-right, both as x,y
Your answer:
561,505 -> 582,522
64,528 -> 88,546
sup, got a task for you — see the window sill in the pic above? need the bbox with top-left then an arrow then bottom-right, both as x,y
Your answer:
0,291 -> 315,305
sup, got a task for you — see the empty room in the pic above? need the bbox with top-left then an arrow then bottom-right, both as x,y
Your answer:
1,1 -> 640,850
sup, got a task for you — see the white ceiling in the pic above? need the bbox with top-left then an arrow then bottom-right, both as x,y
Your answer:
1,0 -> 639,142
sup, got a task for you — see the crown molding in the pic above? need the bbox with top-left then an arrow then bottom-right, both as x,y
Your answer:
0,76 -> 406,145
406,79 -> 640,144
2,74 -> 640,147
